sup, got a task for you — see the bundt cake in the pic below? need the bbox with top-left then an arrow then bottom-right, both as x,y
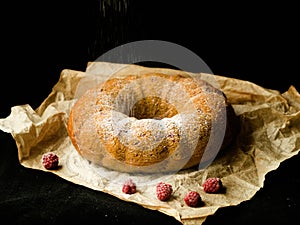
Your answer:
67,72 -> 237,173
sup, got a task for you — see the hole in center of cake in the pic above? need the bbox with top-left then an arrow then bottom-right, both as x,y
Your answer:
129,96 -> 178,120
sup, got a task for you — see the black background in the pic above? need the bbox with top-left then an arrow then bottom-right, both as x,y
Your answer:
1,1 -> 299,225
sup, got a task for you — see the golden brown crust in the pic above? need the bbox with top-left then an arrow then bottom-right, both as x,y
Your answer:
67,73 -> 237,173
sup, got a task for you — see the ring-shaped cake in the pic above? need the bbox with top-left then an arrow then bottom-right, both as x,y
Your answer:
67,73 -> 237,173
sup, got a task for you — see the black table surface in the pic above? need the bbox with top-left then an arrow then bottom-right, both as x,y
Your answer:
1,1 -> 299,225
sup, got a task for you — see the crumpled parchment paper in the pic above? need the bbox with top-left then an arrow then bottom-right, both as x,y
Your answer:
1,61 -> 300,225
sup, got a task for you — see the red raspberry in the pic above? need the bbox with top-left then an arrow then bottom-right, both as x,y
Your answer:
122,179 -> 136,194
184,191 -> 202,207
156,182 -> 173,201
202,177 -> 223,193
42,152 -> 59,170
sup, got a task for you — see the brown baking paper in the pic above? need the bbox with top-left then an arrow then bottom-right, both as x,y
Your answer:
1,61 -> 300,225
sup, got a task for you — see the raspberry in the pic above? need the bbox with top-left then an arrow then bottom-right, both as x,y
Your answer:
184,191 -> 202,207
202,177 -> 223,193
122,179 -> 136,194
42,152 -> 59,170
156,182 -> 173,201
